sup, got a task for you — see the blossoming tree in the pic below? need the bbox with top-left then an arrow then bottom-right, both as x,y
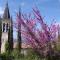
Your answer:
15,7 -> 59,57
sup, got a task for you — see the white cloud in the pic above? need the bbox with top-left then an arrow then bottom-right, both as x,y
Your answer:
20,2 -> 25,7
0,7 -> 4,16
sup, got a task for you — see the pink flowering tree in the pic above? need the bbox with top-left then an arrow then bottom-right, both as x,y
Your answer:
14,7 -> 59,57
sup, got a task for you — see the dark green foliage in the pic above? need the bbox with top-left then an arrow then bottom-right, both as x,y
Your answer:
1,41 -> 13,60
17,27 -> 21,51
17,10 -> 21,52
0,49 -> 60,60
0,19 -> 2,51
11,49 -> 22,59
47,50 -> 60,60
8,18 -> 13,51
8,27 -> 11,51
0,52 -> 13,60
17,33 -> 21,51
5,41 -> 10,53
10,18 -> 13,50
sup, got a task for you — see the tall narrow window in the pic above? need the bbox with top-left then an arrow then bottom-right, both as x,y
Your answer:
3,23 -> 5,32
6,23 -> 8,32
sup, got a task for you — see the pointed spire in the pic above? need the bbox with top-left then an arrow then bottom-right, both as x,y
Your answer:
3,2 -> 10,19
18,7 -> 21,18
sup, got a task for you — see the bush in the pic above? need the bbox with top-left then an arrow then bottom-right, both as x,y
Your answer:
5,41 -> 10,53
0,53 -> 13,60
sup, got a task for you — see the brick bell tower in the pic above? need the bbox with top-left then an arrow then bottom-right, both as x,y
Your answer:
1,3 -> 13,53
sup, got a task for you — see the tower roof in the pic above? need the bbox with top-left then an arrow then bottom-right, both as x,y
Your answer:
3,3 -> 10,19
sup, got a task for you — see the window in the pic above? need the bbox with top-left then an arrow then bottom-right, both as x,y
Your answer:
3,23 -> 5,32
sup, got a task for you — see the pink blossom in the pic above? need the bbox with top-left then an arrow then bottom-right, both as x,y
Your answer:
15,7 -> 59,56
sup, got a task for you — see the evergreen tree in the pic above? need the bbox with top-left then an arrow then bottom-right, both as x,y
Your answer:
17,8 -> 21,51
8,17 -> 13,51
10,17 -> 13,50
0,18 -> 2,51
17,28 -> 21,51
8,27 -> 11,52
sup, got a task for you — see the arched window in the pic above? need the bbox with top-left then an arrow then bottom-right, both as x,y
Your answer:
3,23 -> 5,32
6,23 -> 8,32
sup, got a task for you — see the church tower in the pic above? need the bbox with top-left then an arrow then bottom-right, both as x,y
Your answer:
1,3 -> 13,53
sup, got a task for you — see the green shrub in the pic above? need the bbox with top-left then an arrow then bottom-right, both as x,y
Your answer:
5,41 -> 10,53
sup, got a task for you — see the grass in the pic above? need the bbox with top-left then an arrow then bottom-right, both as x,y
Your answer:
56,42 -> 60,51
0,49 -> 47,60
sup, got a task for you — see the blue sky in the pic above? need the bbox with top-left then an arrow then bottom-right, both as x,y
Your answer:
0,0 -> 60,39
